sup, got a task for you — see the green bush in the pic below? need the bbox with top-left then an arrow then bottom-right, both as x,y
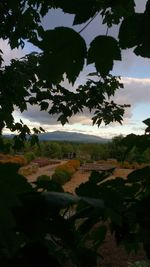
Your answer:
24,152 -> 36,163
76,158 -> 85,166
86,159 -> 94,163
36,175 -> 51,182
52,169 -> 71,185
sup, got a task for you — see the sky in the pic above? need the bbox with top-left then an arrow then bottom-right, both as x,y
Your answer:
1,0 -> 150,139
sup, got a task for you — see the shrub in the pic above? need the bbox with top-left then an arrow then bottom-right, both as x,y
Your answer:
119,161 -> 150,170
52,160 -> 80,185
52,170 -> 71,185
76,158 -> 84,165
67,159 -> 80,170
119,161 -> 132,169
56,164 -> 75,175
19,163 -> 38,176
0,153 -> 27,166
85,159 -> 94,164
36,175 -> 51,182
24,152 -> 36,163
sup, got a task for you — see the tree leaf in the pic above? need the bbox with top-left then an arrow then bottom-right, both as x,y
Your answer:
127,166 -> 150,183
143,118 -> 150,127
42,192 -> 80,209
119,14 -> 143,49
37,27 -> 87,84
73,0 -> 98,25
81,196 -> 104,209
40,101 -> 49,111
0,163 -> 33,256
34,177 -> 64,192
42,192 -> 104,210
88,36 -> 121,77
49,0 -> 98,25
91,225 -> 107,246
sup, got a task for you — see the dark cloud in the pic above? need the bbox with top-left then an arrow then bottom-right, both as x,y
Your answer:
21,104 -> 92,125
19,77 -> 150,128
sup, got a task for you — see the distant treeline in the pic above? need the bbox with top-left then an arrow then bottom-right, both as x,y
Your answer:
2,135 -> 150,164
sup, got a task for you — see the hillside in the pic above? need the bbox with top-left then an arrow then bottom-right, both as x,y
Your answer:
4,131 -> 109,143
38,131 -> 109,143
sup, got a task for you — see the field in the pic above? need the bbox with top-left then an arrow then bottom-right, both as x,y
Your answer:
0,154 -> 146,266
25,161 -> 132,192
63,168 -> 132,193
25,160 -> 65,182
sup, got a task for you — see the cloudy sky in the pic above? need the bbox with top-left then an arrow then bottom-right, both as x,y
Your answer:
1,0 -> 150,138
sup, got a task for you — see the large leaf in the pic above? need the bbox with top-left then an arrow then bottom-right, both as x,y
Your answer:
127,166 -> 150,183
42,192 -> 104,209
0,163 -> 32,221
42,192 -> 80,209
37,27 -> 87,84
143,118 -> 150,127
134,3 -> 150,58
87,36 -> 121,77
48,0 -> 98,25
81,196 -> 104,209
0,163 -> 33,256
143,118 -> 150,134
119,14 -> 143,49
34,177 -> 64,192
119,12 -> 150,58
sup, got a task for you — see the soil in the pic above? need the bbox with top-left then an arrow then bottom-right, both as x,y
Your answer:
63,168 -> 132,193
63,170 -> 92,193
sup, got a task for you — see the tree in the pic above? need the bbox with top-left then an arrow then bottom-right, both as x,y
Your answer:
1,1 -> 150,266
1,0 -> 144,145
108,135 -> 127,162
41,142 -> 62,158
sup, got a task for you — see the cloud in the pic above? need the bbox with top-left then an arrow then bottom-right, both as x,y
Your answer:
109,77 -> 150,123
135,0 -> 147,12
19,104 -> 92,126
16,77 -> 150,131
117,77 -> 150,106
3,2 -> 150,137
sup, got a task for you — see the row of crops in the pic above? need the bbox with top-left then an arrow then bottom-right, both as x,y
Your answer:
52,160 -> 80,185
0,154 -> 60,176
0,153 -> 27,165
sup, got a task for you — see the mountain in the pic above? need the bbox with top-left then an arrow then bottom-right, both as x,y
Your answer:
4,131 -> 110,143
38,131 -> 109,143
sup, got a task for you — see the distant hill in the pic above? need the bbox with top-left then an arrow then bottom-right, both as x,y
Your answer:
4,131 -> 110,143
38,131 -> 109,143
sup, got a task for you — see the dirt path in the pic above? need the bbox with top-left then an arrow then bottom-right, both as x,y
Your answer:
63,170 -> 92,193
26,163 -> 132,189
26,161 -> 66,183
63,168 -> 132,194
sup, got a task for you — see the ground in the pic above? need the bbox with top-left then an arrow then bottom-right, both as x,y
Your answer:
26,162 -> 147,267
26,160 -> 65,182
